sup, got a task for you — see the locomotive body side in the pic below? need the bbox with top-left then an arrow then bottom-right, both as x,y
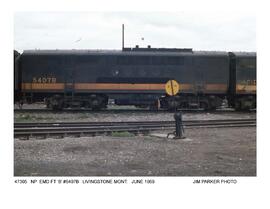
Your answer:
190,51 -> 229,109
234,52 -> 256,110
20,50 -> 196,109
17,49 -> 256,110
192,51 -> 229,94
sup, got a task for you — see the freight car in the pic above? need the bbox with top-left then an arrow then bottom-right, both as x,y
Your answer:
14,47 -> 256,110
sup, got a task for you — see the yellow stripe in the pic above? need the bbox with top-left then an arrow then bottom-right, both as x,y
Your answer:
75,83 -> 165,90
21,83 -> 64,90
180,84 -> 193,91
236,84 -> 256,93
205,84 -> 227,91
22,83 -> 167,90
21,83 -> 228,92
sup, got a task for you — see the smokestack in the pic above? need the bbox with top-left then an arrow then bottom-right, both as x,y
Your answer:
122,24 -> 124,50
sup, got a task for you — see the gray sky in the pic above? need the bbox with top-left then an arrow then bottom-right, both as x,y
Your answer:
14,12 -> 256,52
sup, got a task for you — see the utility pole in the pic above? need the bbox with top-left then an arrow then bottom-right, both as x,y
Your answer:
122,24 -> 125,50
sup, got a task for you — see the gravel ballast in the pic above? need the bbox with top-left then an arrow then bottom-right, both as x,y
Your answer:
14,127 -> 256,176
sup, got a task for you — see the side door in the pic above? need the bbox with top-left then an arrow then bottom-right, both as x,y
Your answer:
64,55 -> 75,95
192,56 -> 206,94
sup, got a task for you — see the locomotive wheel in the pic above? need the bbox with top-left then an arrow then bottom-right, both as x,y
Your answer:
51,103 -> 63,111
89,94 -> 108,110
45,98 -> 51,109
208,105 -> 217,111
235,101 -> 242,111
135,105 -> 148,108
179,102 -> 188,109
90,98 -> 102,110
46,102 -> 52,109
168,99 -> 178,110
92,106 -> 101,111
83,102 -> 91,108
200,102 -> 209,110
50,95 -> 64,110
149,105 -> 158,111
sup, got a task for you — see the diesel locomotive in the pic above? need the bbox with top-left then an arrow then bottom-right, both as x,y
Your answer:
14,46 -> 256,110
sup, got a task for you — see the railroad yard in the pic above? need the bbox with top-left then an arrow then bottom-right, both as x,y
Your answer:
14,104 -> 256,176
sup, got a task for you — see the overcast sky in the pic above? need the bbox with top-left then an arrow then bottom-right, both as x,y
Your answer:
14,12 -> 256,52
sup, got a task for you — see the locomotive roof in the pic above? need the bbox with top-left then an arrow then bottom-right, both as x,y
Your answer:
232,52 -> 256,57
23,49 -> 192,56
22,49 -> 230,57
192,51 -> 229,56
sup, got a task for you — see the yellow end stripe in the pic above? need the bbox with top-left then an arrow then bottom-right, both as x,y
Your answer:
236,84 -> 256,92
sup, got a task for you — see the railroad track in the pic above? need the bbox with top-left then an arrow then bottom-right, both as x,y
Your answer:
14,107 -> 256,113
13,108 -> 217,114
14,118 -> 256,138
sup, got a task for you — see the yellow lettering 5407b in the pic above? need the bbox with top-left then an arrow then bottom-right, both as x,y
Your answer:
239,80 -> 256,85
32,77 -> 57,83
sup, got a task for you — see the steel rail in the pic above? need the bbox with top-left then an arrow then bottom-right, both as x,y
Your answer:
14,119 -> 256,138
14,118 -> 256,128
14,108 -> 256,114
14,122 -> 256,133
